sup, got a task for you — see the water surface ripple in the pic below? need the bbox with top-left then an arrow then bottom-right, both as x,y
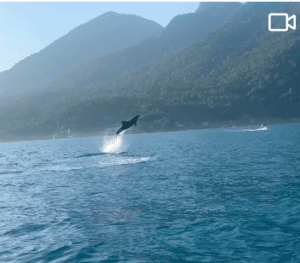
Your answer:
0,124 -> 299,262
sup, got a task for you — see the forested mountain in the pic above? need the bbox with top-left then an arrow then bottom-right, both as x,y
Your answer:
0,2 -> 299,140
33,2 -> 242,104
0,12 -> 163,105
160,2 -> 241,53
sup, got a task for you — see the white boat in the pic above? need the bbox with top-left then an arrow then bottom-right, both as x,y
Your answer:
257,124 -> 268,131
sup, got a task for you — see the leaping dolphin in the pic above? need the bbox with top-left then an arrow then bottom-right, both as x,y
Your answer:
116,115 -> 141,135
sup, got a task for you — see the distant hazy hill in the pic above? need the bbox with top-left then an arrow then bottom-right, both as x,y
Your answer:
34,2 -> 242,105
160,2 -> 241,53
0,2 -> 299,140
0,11 -> 163,104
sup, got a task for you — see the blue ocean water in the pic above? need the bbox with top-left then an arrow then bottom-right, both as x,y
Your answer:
0,123 -> 299,263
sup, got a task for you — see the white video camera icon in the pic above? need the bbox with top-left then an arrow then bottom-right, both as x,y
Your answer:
268,13 -> 296,32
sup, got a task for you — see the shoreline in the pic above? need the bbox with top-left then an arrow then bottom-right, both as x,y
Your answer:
1,118 -> 299,144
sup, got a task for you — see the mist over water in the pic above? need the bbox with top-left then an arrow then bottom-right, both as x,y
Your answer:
0,124 -> 299,262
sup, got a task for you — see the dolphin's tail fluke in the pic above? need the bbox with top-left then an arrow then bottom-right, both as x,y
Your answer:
116,128 -> 124,135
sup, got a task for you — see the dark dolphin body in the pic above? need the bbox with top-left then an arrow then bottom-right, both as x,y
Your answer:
116,115 -> 141,135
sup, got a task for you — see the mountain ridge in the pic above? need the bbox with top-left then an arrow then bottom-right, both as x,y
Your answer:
0,11 -> 163,105
34,2 -> 242,101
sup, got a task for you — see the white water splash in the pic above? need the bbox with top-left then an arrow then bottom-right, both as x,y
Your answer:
101,131 -> 125,154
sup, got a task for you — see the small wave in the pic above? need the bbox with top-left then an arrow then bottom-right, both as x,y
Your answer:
1,183 -> 15,187
0,170 -> 23,175
94,156 -> 152,169
50,166 -> 83,172
0,162 -> 24,173
38,166 -> 84,172
75,152 -> 107,158
3,223 -> 48,236
75,152 -> 128,158
28,151 -> 39,155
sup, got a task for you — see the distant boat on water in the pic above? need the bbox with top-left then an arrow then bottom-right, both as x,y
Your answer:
257,124 -> 268,131
241,124 -> 268,132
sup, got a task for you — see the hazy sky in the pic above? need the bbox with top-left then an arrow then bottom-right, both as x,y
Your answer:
0,2 -> 200,72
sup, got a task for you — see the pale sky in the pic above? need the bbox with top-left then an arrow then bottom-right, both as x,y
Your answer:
0,2 -> 200,72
